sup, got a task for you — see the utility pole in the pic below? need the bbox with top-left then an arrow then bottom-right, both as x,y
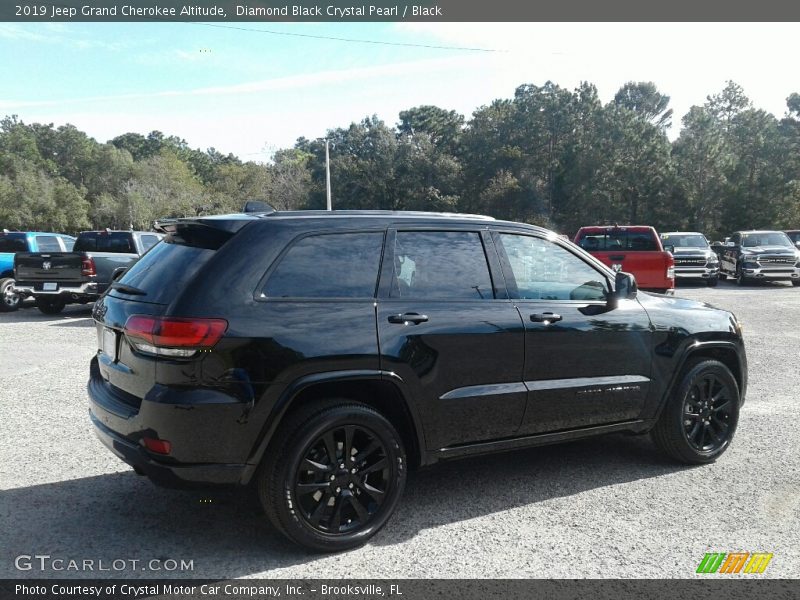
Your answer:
325,138 -> 332,211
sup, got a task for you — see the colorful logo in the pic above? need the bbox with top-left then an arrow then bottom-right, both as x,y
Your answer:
696,552 -> 773,574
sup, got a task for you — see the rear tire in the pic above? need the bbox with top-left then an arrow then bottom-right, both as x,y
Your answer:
257,399 -> 407,552
0,278 -> 20,312
652,359 -> 740,464
36,297 -> 65,315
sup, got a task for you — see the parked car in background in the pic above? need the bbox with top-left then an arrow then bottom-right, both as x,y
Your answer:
785,230 -> 800,248
660,232 -> 720,287
14,229 -> 163,314
718,230 -> 800,286
0,230 -> 76,312
574,225 -> 675,294
88,208 -> 746,552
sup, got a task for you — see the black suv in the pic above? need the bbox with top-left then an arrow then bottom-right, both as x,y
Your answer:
88,208 -> 747,551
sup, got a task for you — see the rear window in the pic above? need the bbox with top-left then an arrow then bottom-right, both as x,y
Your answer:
35,236 -> 62,252
0,235 -> 28,252
74,232 -> 135,253
577,230 -> 659,252
113,241 -> 216,305
660,233 -> 708,248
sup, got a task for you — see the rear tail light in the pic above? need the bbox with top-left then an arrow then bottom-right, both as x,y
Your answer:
124,315 -> 228,357
667,266 -> 675,280
665,253 -> 675,280
81,256 -> 96,276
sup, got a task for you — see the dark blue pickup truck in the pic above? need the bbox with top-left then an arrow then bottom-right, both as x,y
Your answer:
0,231 -> 75,311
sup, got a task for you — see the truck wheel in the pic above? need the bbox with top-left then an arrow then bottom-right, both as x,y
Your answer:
718,272 -> 727,280
736,266 -> 749,286
0,278 -> 20,312
652,359 -> 740,464
36,297 -> 66,315
257,399 -> 407,552
792,280 -> 800,287
707,277 -> 719,287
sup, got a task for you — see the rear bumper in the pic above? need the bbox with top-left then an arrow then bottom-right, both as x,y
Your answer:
14,280 -> 102,299
87,357 -> 249,488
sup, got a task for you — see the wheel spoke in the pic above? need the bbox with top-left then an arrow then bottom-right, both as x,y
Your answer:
357,481 -> 386,505
710,414 -> 729,430
329,494 -> 344,531
353,440 -> 380,465
348,493 -> 370,522
296,481 -> 330,495
303,458 -> 331,474
712,400 -> 731,413
687,421 -> 702,443
344,426 -> 355,464
707,423 -> 722,443
361,457 -> 388,475
323,431 -> 338,466
308,491 -> 332,525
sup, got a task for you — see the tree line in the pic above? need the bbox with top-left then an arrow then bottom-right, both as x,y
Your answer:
1,80 -> 799,239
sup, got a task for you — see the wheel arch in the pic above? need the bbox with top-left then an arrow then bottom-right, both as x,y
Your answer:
653,340 -> 746,424
0,270 -> 13,279
241,371 -> 426,485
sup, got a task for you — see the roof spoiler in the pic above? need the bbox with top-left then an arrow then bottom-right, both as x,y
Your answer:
243,200 -> 276,215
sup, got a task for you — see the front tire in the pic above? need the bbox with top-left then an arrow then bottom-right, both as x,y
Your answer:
0,278 -> 20,312
707,277 -> 719,287
736,264 -> 749,286
36,297 -> 65,315
652,359 -> 740,464
257,400 -> 407,552
792,279 -> 800,287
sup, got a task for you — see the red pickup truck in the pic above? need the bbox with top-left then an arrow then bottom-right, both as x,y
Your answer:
574,225 -> 675,294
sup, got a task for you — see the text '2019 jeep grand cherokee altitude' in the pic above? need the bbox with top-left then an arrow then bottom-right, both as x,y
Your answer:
88,208 -> 747,552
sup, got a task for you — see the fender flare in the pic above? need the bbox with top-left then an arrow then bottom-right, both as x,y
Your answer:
240,369 -> 426,484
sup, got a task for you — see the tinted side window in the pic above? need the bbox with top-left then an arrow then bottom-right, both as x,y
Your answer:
392,231 -> 494,300
74,233 -> 135,253
497,234 -> 608,301
265,232 -> 384,299
0,236 -> 28,252
35,236 -> 62,252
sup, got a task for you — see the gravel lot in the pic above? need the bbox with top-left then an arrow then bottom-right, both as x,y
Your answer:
1,281 -> 798,579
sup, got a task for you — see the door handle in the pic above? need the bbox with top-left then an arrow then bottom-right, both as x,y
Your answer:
609,255 -> 626,261
530,312 -> 562,324
388,313 -> 429,325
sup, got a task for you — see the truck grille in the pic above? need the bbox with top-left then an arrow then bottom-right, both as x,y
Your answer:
675,258 -> 707,266
757,256 -> 794,265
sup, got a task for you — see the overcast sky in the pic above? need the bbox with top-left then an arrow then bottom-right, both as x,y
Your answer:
1,22 -> 798,161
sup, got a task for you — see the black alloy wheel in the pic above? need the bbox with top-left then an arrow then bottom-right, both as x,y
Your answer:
294,424 -> 390,534
652,359 -> 740,464
258,400 -> 406,552
682,373 -> 734,453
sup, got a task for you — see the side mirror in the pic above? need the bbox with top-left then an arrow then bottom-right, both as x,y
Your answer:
663,244 -> 675,254
111,267 -> 127,282
795,241 -> 800,249
725,241 -> 735,247
610,271 -> 637,305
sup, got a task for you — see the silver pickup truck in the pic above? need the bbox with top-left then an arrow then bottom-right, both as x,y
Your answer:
13,230 -> 162,314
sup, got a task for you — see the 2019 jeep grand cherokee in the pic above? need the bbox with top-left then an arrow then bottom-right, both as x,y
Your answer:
88,208 -> 747,552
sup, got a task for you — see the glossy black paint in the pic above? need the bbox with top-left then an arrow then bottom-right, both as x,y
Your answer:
87,212 -> 747,487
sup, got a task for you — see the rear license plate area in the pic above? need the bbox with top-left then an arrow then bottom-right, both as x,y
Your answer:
43,282 -> 57,291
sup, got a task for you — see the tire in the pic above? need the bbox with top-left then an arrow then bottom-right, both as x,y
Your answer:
736,265 -> 748,286
0,278 -> 20,312
792,280 -> 800,287
257,399 -> 407,552
36,297 -> 66,315
718,272 -> 727,280
652,359 -> 740,464
707,277 -> 719,287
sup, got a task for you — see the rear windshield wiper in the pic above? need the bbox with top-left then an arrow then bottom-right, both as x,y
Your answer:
111,282 -> 147,296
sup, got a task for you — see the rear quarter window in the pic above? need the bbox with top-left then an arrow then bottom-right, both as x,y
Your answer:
264,232 -> 385,299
